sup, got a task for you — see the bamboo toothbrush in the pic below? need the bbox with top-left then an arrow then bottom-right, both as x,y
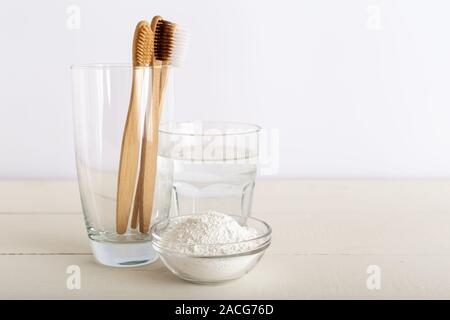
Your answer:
137,16 -> 188,233
116,21 -> 153,234
137,16 -> 163,234
130,16 -> 162,231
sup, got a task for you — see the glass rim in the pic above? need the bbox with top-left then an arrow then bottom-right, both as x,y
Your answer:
70,63 -> 168,70
158,121 -> 261,137
71,63 -> 131,70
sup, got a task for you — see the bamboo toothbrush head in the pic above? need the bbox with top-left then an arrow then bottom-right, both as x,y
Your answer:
153,18 -> 189,67
150,16 -> 163,66
132,20 -> 153,67
151,15 -> 163,33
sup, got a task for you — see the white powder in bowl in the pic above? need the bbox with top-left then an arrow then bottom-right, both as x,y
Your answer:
154,211 -> 270,283
160,211 -> 259,255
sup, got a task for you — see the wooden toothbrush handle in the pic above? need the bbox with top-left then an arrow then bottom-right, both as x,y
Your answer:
116,69 -> 143,234
158,65 -> 170,116
139,62 -> 162,234
130,176 -> 141,229
131,65 -> 167,231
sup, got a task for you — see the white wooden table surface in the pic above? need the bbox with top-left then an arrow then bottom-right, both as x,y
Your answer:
1,179 -> 450,299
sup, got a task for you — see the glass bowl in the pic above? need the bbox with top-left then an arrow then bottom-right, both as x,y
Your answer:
151,214 -> 272,284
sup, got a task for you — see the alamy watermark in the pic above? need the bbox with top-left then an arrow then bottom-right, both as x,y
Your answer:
366,5 -> 382,30
66,265 -> 81,290
159,126 -> 280,176
66,5 -> 81,30
366,265 -> 381,290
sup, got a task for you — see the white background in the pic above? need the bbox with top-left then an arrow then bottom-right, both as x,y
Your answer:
1,0 -> 450,179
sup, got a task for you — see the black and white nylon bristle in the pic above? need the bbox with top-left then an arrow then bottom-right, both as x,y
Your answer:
154,20 -> 189,67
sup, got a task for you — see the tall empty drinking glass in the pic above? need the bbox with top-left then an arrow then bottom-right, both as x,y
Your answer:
158,122 -> 260,218
71,64 -> 173,267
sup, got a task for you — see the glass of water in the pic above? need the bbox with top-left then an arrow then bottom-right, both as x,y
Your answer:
71,64 -> 173,267
158,121 -> 261,218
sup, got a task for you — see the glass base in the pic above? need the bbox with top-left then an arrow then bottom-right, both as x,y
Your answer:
89,240 -> 158,267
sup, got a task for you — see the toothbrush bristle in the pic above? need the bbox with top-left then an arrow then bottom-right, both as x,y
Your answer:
133,21 -> 153,66
154,19 -> 188,67
171,27 -> 189,67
